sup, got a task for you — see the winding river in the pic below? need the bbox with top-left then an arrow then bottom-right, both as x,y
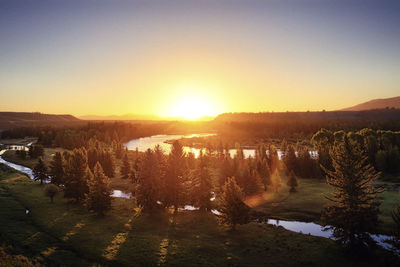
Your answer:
0,138 -> 395,253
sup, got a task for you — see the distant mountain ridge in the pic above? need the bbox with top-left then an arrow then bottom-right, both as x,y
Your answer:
342,96 -> 400,111
0,112 -> 81,130
79,114 -> 215,121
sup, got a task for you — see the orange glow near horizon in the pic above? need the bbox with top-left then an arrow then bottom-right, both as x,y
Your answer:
167,96 -> 217,120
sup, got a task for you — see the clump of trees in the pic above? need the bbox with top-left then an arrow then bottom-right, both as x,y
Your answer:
321,134 -> 384,248
312,128 -> 400,177
29,145 -> 44,159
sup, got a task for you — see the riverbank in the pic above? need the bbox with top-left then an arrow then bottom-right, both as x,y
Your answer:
1,167 -> 397,266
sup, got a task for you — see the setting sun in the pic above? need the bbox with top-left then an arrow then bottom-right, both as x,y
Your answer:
168,96 -> 217,120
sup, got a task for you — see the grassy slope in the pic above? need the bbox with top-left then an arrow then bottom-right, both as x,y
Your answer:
3,168 -> 397,266
2,148 -> 66,170
252,178 -> 399,235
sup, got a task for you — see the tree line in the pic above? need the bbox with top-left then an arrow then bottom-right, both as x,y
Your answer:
312,128 -> 400,176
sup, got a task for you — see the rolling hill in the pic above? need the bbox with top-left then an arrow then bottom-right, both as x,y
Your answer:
342,96 -> 400,111
0,112 -> 81,130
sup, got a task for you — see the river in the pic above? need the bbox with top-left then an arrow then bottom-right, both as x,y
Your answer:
124,134 -> 318,159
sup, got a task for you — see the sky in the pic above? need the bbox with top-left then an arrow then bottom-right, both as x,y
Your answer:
0,0 -> 399,118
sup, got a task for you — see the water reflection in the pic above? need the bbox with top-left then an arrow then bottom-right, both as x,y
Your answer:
124,134 -> 317,159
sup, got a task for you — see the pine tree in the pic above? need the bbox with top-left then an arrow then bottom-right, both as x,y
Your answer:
120,152 -> 131,179
218,177 -> 250,230
287,171 -> 298,192
49,152 -> 65,185
280,139 -> 288,156
136,149 -> 161,212
244,170 -> 263,196
268,145 -> 279,174
256,158 -> 271,191
321,135 -> 383,247
64,148 -> 88,202
101,150 -> 115,178
192,166 -> 212,211
87,147 -> 99,170
283,144 -> 297,174
164,141 -> 186,210
85,163 -> 112,216
44,184 -> 59,203
33,157 -> 47,185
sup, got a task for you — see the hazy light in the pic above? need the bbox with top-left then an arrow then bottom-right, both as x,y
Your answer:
168,95 -> 218,120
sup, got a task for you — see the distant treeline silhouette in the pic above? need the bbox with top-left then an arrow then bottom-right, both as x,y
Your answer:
209,109 -> 400,144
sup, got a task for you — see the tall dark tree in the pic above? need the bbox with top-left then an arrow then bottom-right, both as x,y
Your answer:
44,184 -> 59,203
33,157 -> 47,185
321,135 -> 383,248
192,166 -> 212,211
256,158 -> 271,191
287,171 -> 298,193
164,141 -> 186,210
101,150 -> 115,178
283,144 -> 297,174
268,145 -> 279,174
48,152 -> 65,185
85,163 -> 112,216
120,152 -> 131,179
312,128 -> 334,172
218,177 -> 250,230
64,148 -> 88,202
87,147 -> 99,170
29,144 -> 44,159
136,149 -> 161,212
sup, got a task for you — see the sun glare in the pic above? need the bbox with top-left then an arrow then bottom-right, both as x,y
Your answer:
169,96 -> 216,120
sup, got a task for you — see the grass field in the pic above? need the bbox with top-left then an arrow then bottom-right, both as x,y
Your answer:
252,177 -> 400,235
1,166 -> 398,266
1,148 -> 66,170
3,146 -> 400,236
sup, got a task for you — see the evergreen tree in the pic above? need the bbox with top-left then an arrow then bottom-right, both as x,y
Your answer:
280,139 -> 288,156
49,152 -> 65,185
268,145 -> 279,174
283,144 -> 297,174
218,177 -> 250,230
33,157 -> 47,185
87,147 -> 99,170
244,170 -> 263,196
64,148 -> 88,202
192,166 -> 212,211
256,158 -> 271,191
321,135 -> 383,248
164,141 -> 186,210
120,152 -> 131,179
101,150 -> 115,178
136,149 -> 161,212
85,163 -> 112,216
219,155 -> 232,186
44,184 -> 59,203
287,171 -> 298,192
